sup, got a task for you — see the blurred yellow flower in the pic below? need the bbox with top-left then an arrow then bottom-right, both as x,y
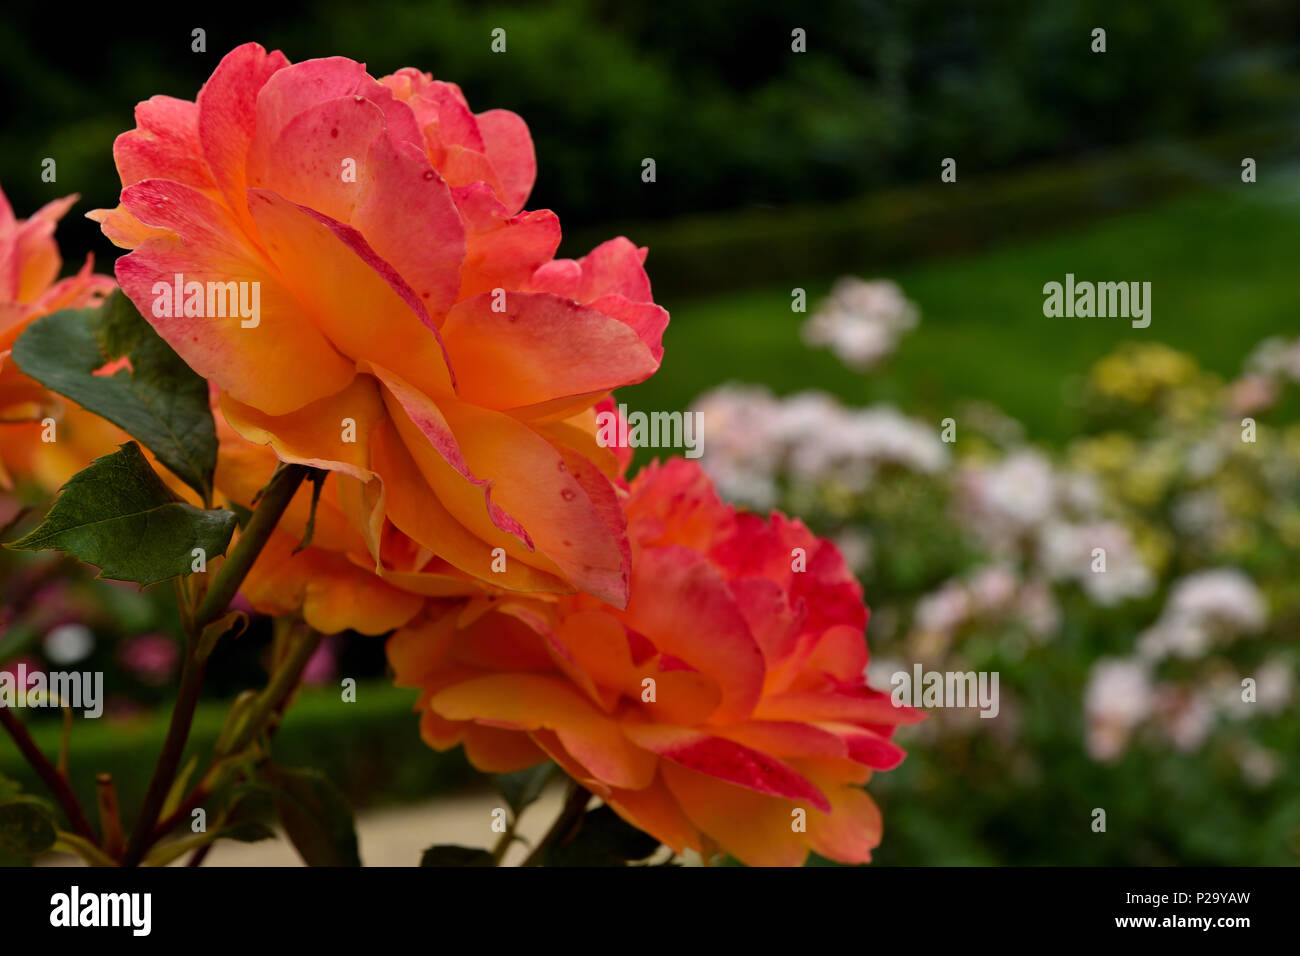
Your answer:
1278,510 -> 1300,550
1131,521 -> 1172,576
1090,344 -> 1200,405
1122,441 -> 1179,506
1070,432 -> 1136,475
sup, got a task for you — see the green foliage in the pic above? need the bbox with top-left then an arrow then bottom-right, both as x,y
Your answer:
143,820 -> 275,867
261,765 -> 361,867
7,442 -> 236,586
420,845 -> 495,867
542,806 -> 661,867
3,0 -> 1298,247
0,683 -> 475,823
0,796 -> 58,857
493,763 -> 555,818
221,820 -> 276,843
12,291 -> 219,501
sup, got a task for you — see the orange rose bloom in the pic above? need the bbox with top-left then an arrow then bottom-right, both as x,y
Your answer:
0,185 -> 118,491
389,459 -> 919,866
92,43 -> 668,623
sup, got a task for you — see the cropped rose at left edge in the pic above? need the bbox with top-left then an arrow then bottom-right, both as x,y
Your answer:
0,184 -> 119,492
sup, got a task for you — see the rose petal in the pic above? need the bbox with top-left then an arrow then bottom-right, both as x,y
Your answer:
623,545 -> 764,722
116,179 -> 355,414
622,724 -> 830,811
431,673 -> 656,789
474,109 -> 535,214
440,291 -> 657,411
114,96 -> 213,191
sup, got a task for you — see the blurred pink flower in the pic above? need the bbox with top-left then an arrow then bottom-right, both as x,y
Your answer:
0,655 -> 41,690
300,636 -> 338,686
1226,374 -> 1277,416
117,634 -> 179,686
1154,686 -> 1214,752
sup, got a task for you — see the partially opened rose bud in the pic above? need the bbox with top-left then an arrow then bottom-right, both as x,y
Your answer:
92,43 -> 669,620
390,458 -> 920,866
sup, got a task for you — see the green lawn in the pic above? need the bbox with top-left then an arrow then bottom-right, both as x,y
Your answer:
624,173 -> 1298,444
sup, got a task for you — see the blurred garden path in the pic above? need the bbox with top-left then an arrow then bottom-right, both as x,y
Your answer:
39,783 -> 570,867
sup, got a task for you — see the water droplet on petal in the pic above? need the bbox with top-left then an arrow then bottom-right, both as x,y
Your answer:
560,489 -> 576,501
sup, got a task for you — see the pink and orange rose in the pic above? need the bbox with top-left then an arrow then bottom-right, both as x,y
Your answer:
93,43 -> 668,625
389,458 -> 918,866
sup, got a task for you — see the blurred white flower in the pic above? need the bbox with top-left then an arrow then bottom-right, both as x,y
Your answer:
1085,658 -> 1153,761
969,565 -> 1019,613
1015,577 -> 1061,639
1058,470 -> 1105,514
1040,520 -> 1154,606
865,655 -> 906,695
1137,620 -> 1211,660
914,581 -> 971,634
1155,687 -> 1215,752
692,385 -> 946,504
1234,742 -> 1280,787
1190,439 -> 1227,481
706,468 -> 780,512
801,278 -> 919,371
1244,335 -> 1300,383
1166,569 -> 1268,631
789,405 -> 946,491
831,528 -> 873,574
1138,569 -> 1267,661
43,623 -> 95,665
690,384 -> 785,508
1254,658 -> 1293,715
957,450 -> 1058,552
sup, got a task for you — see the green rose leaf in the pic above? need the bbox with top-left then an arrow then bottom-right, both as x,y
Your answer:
419,844 -> 496,867
493,762 -> 556,818
6,442 -> 237,586
0,797 -> 58,857
543,805 -> 662,867
141,820 -> 277,867
221,821 -> 276,844
262,765 -> 361,867
11,290 -> 218,502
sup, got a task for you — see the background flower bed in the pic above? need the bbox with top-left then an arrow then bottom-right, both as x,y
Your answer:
688,312 -> 1300,865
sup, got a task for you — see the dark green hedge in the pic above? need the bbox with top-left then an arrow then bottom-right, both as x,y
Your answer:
0,682 -> 473,827
579,125 -> 1293,298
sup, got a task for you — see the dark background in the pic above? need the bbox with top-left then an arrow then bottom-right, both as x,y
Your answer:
4,0 -> 1300,266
